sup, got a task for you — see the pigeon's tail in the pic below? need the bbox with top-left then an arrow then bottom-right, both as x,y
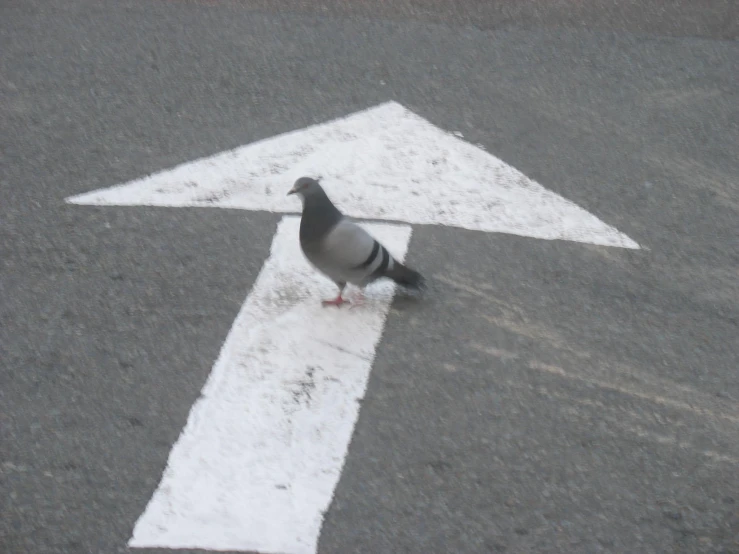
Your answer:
384,262 -> 426,291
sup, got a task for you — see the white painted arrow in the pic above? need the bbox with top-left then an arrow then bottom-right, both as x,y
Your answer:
66,101 -> 639,554
68,101 -> 638,249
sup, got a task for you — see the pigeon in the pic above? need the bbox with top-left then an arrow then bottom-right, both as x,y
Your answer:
287,176 -> 425,307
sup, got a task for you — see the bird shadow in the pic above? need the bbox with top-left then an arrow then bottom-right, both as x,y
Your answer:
390,278 -> 439,312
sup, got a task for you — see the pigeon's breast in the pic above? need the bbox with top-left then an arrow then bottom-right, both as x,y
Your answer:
300,219 -> 384,287
300,239 -> 355,285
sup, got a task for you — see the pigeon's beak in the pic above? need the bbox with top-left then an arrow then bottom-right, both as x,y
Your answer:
287,185 -> 297,196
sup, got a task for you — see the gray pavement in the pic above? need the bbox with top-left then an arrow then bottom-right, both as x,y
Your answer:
2,1 -> 738,553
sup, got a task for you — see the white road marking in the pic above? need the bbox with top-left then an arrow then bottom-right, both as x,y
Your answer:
128,217 -> 411,553
67,101 -> 639,249
65,101 -> 642,553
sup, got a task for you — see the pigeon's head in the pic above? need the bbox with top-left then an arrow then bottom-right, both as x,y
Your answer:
287,177 -> 323,200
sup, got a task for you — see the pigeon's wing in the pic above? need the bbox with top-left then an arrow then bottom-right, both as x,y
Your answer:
307,218 -> 396,286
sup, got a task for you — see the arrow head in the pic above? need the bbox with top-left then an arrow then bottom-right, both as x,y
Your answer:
67,101 -> 639,249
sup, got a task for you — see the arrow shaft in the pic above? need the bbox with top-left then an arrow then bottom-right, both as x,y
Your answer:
129,216 -> 412,553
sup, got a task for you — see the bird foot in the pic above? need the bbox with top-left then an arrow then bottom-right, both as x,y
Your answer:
321,289 -> 365,309
348,290 -> 366,310
321,294 -> 350,307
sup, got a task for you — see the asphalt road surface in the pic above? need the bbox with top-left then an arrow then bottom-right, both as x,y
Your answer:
2,1 -> 738,553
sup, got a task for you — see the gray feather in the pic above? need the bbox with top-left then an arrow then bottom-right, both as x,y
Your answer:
288,176 -> 425,291
302,218 -> 395,287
